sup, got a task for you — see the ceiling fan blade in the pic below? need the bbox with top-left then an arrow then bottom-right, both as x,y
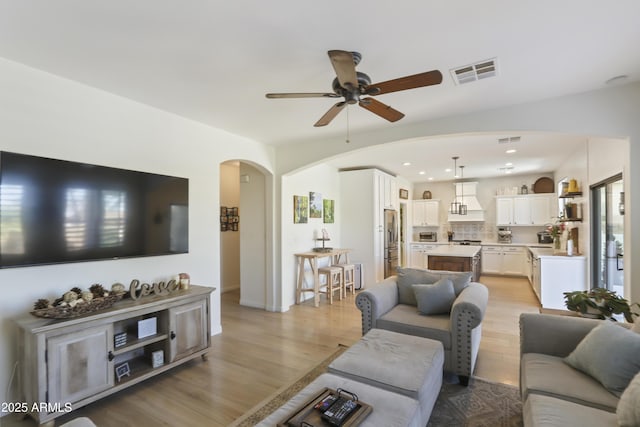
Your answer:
266,92 -> 339,99
314,102 -> 347,127
359,98 -> 405,122
328,50 -> 358,90
366,70 -> 443,95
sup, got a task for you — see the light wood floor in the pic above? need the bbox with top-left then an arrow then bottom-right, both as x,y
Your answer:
6,275 -> 539,427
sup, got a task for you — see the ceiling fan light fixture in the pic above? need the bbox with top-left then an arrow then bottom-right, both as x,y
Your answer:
266,50 -> 443,127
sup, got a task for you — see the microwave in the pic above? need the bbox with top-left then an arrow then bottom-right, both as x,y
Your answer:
419,232 -> 437,242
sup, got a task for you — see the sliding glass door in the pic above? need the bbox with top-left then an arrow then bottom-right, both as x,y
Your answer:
590,174 -> 624,295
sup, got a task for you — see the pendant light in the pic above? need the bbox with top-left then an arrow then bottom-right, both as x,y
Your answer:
458,165 -> 468,215
449,156 -> 461,215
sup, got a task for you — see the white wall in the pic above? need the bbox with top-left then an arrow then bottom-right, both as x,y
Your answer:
220,162 -> 241,292
280,164 -> 341,309
239,162 -> 269,309
0,58 -> 275,406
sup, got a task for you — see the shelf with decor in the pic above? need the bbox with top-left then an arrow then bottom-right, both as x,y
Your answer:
15,285 -> 214,426
559,192 -> 583,198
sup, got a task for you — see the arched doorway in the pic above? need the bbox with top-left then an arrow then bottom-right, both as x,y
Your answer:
219,160 -> 274,310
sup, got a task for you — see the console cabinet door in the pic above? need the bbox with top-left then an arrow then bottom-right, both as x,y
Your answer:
47,324 -> 114,405
169,299 -> 209,362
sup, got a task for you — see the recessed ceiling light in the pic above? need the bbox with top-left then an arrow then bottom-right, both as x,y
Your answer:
403,162 -> 411,166
505,162 -> 513,166
428,177 -> 434,181
445,168 -> 452,172
419,171 -> 426,175
506,149 -> 517,154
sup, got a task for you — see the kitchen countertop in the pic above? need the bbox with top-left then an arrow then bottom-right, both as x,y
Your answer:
423,245 -> 481,257
411,241 -> 553,249
529,247 -> 586,259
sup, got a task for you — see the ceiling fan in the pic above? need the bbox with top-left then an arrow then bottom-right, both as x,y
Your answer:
265,50 -> 443,127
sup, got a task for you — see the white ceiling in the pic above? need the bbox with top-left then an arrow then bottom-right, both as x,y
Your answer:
0,1 -> 638,181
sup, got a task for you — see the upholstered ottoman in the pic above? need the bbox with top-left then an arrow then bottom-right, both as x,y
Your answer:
255,373 -> 421,426
328,328 -> 444,426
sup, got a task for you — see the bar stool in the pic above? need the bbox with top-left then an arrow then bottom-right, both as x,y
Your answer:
318,266 -> 342,304
332,263 -> 356,297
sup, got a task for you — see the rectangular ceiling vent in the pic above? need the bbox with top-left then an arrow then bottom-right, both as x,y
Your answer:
450,58 -> 498,85
498,136 -> 521,144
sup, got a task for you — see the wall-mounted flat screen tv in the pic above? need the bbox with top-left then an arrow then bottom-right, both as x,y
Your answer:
0,151 -> 188,268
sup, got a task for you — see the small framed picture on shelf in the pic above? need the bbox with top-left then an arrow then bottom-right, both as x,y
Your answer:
114,331 -> 127,348
115,362 -> 130,382
151,350 -> 164,368
399,188 -> 409,199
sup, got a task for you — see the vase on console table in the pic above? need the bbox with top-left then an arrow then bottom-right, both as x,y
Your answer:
553,237 -> 562,253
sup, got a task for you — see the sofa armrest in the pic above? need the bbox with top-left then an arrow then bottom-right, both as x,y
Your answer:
451,282 -> 489,329
449,282 -> 488,378
519,313 -> 602,358
355,276 -> 399,335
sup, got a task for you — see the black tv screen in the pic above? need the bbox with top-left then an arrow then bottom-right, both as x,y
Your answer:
0,151 -> 188,268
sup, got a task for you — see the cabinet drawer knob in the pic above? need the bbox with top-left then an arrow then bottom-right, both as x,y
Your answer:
108,351 -> 114,362
170,331 -> 176,340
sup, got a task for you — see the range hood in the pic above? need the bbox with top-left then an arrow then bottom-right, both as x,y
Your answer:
448,182 -> 485,222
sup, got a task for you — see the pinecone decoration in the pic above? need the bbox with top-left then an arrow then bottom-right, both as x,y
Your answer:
90,283 -> 106,298
33,298 -> 50,310
53,297 -> 64,306
70,286 -> 83,296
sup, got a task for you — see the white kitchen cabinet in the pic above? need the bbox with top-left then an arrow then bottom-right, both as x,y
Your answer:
530,195 -> 553,225
496,195 -> 554,226
513,197 -> 531,225
480,246 -> 503,274
536,254 -> 587,309
502,246 -> 526,275
525,249 -> 533,284
340,169 -> 394,286
381,172 -> 398,210
412,200 -> 440,226
409,243 -> 438,268
496,198 -> 513,226
481,245 -> 526,276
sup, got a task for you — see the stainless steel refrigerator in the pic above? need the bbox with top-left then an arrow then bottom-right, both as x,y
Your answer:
384,209 -> 399,278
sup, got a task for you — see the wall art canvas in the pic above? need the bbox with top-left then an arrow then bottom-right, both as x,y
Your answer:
293,195 -> 308,223
323,199 -> 335,223
309,192 -> 323,218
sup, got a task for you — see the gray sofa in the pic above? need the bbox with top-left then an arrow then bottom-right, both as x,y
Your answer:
520,313 -> 640,427
355,271 -> 488,385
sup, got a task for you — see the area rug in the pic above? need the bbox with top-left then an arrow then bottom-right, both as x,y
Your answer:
230,345 -> 523,427
427,377 -> 523,427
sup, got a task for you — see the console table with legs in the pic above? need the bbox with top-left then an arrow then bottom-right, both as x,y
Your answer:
15,285 -> 214,426
294,248 -> 351,307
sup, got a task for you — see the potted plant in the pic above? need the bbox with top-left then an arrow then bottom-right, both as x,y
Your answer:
563,288 -> 639,322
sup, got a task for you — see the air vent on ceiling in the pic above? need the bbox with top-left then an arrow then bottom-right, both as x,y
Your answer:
450,58 -> 498,85
498,136 -> 521,144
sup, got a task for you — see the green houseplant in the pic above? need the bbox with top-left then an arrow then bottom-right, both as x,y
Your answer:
563,288 -> 639,322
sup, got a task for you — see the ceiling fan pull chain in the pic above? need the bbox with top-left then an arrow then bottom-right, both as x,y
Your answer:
345,105 -> 350,143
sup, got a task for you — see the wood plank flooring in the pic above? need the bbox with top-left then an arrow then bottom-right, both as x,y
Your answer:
6,275 -> 539,427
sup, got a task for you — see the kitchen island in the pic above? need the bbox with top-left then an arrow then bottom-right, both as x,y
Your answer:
529,247 -> 587,309
420,244 -> 482,282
